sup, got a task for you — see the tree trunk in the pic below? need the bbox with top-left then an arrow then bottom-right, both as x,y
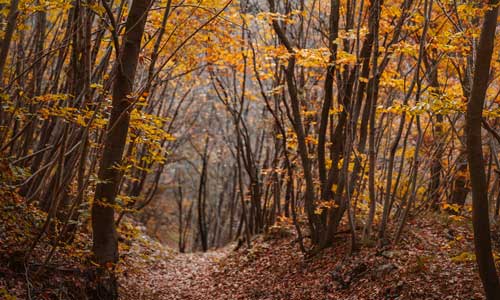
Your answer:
91,0 -> 151,298
197,136 -> 210,252
0,0 -> 19,83
466,1 -> 500,298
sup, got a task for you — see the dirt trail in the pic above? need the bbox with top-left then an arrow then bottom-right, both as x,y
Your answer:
121,249 -> 229,300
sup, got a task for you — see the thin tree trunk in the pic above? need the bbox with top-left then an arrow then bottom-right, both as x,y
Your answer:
466,0 -> 500,298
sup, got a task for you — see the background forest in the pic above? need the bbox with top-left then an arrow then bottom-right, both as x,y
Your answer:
1,0 -> 500,299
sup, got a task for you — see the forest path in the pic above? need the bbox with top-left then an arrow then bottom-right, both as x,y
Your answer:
121,247 -> 231,300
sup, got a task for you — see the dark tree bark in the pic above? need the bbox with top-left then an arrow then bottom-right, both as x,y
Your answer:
91,0 -> 151,298
466,1 -> 500,298
0,0 -> 19,83
450,154 -> 469,207
197,136 -> 210,252
176,182 -> 186,253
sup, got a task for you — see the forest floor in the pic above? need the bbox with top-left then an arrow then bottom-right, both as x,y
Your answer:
121,215 -> 488,300
0,189 -> 492,300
